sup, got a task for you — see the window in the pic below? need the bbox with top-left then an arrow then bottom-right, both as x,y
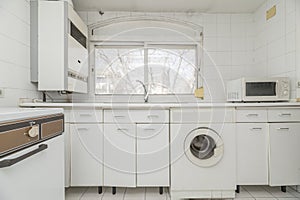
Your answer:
95,44 -> 198,95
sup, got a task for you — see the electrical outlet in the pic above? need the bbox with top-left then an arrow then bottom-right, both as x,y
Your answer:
0,88 -> 5,98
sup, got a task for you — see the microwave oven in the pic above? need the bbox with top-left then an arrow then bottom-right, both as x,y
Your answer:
227,77 -> 290,102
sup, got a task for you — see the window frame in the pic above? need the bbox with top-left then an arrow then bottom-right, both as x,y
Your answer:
93,41 -> 201,96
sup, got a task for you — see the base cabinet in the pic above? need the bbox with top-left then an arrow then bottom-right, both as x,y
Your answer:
137,124 -> 169,186
236,123 -> 268,185
103,123 -> 170,187
71,124 -> 103,186
269,123 -> 300,186
104,124 -> 136,187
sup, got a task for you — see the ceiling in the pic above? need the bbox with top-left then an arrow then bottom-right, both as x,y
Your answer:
72,0 -> 266,13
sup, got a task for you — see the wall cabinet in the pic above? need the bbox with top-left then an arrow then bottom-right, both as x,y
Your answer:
236,123 -> 268,185
70,124 -> 103,186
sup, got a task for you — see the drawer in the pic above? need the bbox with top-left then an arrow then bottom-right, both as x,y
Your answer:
171,108 -> 234,123
69,109 -> 103,123
268,108 -> 300,122
236,109 -> 267,122
104,110 -> 169,123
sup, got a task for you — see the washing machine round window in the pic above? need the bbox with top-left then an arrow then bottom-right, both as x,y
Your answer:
184,127 -> 224,167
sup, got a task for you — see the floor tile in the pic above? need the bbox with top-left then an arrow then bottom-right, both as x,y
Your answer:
124,187 -> 145,200
262,186 -> 295,198
236,187 -> 253,198
102,187 -> 126,200
81,187 -> 105,200
145,187 -> 167,200
65,187 -> 87,200
243,186 -> 273,198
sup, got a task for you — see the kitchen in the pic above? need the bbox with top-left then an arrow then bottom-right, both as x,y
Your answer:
0,0 -> 300,199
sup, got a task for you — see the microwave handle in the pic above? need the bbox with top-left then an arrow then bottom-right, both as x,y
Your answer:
0,144 -> 48,168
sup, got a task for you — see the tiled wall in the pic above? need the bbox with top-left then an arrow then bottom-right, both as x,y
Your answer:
0,0 -> 40,106
254,0 -> 297,99
78,11 -> 255,102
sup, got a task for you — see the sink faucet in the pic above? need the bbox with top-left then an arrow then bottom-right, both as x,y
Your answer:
136,80 -> 149,103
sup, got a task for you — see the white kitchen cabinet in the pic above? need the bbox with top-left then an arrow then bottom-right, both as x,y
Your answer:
137,124 -> 169,186
104,124 -> 136,187
236,123 -> 268,185
71,124 -> 103,186
64,123 -> 71,187
269,123 -> 300,186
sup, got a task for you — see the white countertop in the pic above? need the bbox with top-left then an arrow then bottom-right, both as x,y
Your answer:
0,107 -> 64,123
19,102 -> 300,109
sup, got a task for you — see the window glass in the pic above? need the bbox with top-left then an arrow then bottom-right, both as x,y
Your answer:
95,45 -> 198,95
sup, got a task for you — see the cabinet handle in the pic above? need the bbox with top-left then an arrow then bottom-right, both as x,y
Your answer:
277,128 -> 290,131
80,114 -> 92,117
279,113 -> 292,117
143,128 -> 155,131
77,128 -> 89,131
117,128 -> 129,131
114,116 -> 125,118
147,115 -> 159,118
246,113 -> 258,117
250,128 -> 262,131
0,144 -> 47,168
77,60 -> 81,63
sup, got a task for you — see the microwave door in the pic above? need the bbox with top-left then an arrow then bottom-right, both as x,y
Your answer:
244,82 -> 277,101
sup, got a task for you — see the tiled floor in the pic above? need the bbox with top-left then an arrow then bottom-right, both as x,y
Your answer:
66,186 -> 300,200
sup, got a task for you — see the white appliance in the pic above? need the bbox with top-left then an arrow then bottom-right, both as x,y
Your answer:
31,1 -> 88,93
0,108 -> 64,200
170,108 -> 236,200
227,77 -> 290,102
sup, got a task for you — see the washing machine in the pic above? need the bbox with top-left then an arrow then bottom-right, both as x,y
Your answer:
170,108 -> 236,200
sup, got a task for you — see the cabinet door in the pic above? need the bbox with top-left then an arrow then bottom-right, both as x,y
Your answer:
236,123 -> 268,185
269,123 -> 300,186
104,124 -> 136,187
137,124 -> 169,186
0,136 -> 64,200
64,123 -> 71,187
71,124 -> 103,186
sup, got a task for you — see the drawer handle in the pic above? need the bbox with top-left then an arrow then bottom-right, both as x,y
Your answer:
277,128 -> 290,131
143,128 -> 155,131
147,115 -> 159,118
79,114 -> 92,117
279,113 -> 292,117
114,116 -> 125,118
246,114 -> 258,117
117,128 -> 129,131
77,128 -> 89,131
250,128 -> 262,131
0,144 -> 48,169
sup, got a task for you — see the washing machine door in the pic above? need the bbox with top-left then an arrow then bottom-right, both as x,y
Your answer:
184,127 -> 224,167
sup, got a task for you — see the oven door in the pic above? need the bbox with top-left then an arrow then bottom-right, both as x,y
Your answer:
243,81 -> 278,101
0,135 -> 64,200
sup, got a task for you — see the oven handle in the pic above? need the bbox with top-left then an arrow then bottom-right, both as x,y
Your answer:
0,144 -> 48,168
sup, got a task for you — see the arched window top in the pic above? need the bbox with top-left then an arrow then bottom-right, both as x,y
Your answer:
89,15 -> 203,42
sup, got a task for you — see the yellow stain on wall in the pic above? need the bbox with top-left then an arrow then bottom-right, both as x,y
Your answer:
266,5 -> 276,20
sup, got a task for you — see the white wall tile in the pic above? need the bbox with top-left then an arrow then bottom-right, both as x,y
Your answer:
0,0 -> 39,106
